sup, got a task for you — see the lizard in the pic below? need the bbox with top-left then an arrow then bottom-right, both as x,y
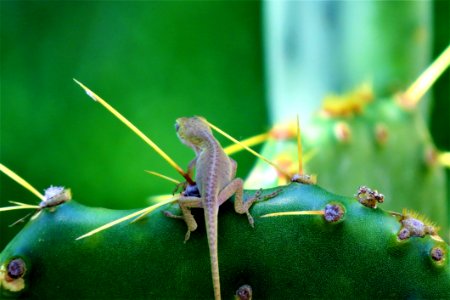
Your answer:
165,116 -> 278,300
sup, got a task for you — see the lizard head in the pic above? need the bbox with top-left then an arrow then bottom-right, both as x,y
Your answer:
175,116 -> 212,150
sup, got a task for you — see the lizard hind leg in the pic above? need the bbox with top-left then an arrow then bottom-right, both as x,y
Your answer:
164,196 -> 202,242
217,178 -> 256,227
218,179 -> 281,227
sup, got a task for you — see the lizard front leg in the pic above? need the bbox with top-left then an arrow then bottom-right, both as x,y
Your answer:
164,196 -> 202,242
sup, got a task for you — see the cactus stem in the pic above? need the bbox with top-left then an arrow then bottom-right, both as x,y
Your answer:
401,44 -> 450,108
76,196 -> 178,240
73,79 -> 194,185
0,163 -> 45,201
438,152 -> 450,168
205,120 -> 292,179
145,170 -> 181,184
260,210 -> 324,218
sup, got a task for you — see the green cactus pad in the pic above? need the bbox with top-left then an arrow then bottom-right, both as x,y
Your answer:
1,183 -> 449,298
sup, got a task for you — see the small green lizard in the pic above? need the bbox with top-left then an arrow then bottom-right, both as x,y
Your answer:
165,116 -> 277,300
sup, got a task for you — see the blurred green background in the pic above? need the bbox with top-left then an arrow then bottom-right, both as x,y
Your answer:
1,1 -> 448,250
0,1 -> 268,248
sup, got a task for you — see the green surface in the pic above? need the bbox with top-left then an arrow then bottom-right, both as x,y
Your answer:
304,99 -> 448,234
257,0 -> 449,239
0,1 -> 267,249
1,183 -> 449,299
1,3 -> 449,297
247,97 -> 448,239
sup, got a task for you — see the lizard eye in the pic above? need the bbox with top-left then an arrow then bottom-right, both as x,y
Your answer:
175,122 -> 180,132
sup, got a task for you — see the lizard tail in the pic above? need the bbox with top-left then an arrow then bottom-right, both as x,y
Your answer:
205,208 -> 221,300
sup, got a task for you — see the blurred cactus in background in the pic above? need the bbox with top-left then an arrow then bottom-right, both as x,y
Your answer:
1,1 -> 449,298
248,0 -> 449,239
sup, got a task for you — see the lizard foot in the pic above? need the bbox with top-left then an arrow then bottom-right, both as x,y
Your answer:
240,189 -> 282,227
246,189 -> 282,227
184,230 -> 191,243
163,211 -> 197,242
163,211 -> 184,220
254,188 -> 282,203
246,212 -> 255,228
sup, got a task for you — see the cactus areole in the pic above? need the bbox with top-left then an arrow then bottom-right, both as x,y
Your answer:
1,183 -> 449,298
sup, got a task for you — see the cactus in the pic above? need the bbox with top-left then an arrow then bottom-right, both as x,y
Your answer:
250,0 -> 449,240
1,77 -> 448,297
246,91 -> 449,238
1,183 -> 449,298
1,1 -> 449,298
252,1 -> 449,240
263,1 -> 433,125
